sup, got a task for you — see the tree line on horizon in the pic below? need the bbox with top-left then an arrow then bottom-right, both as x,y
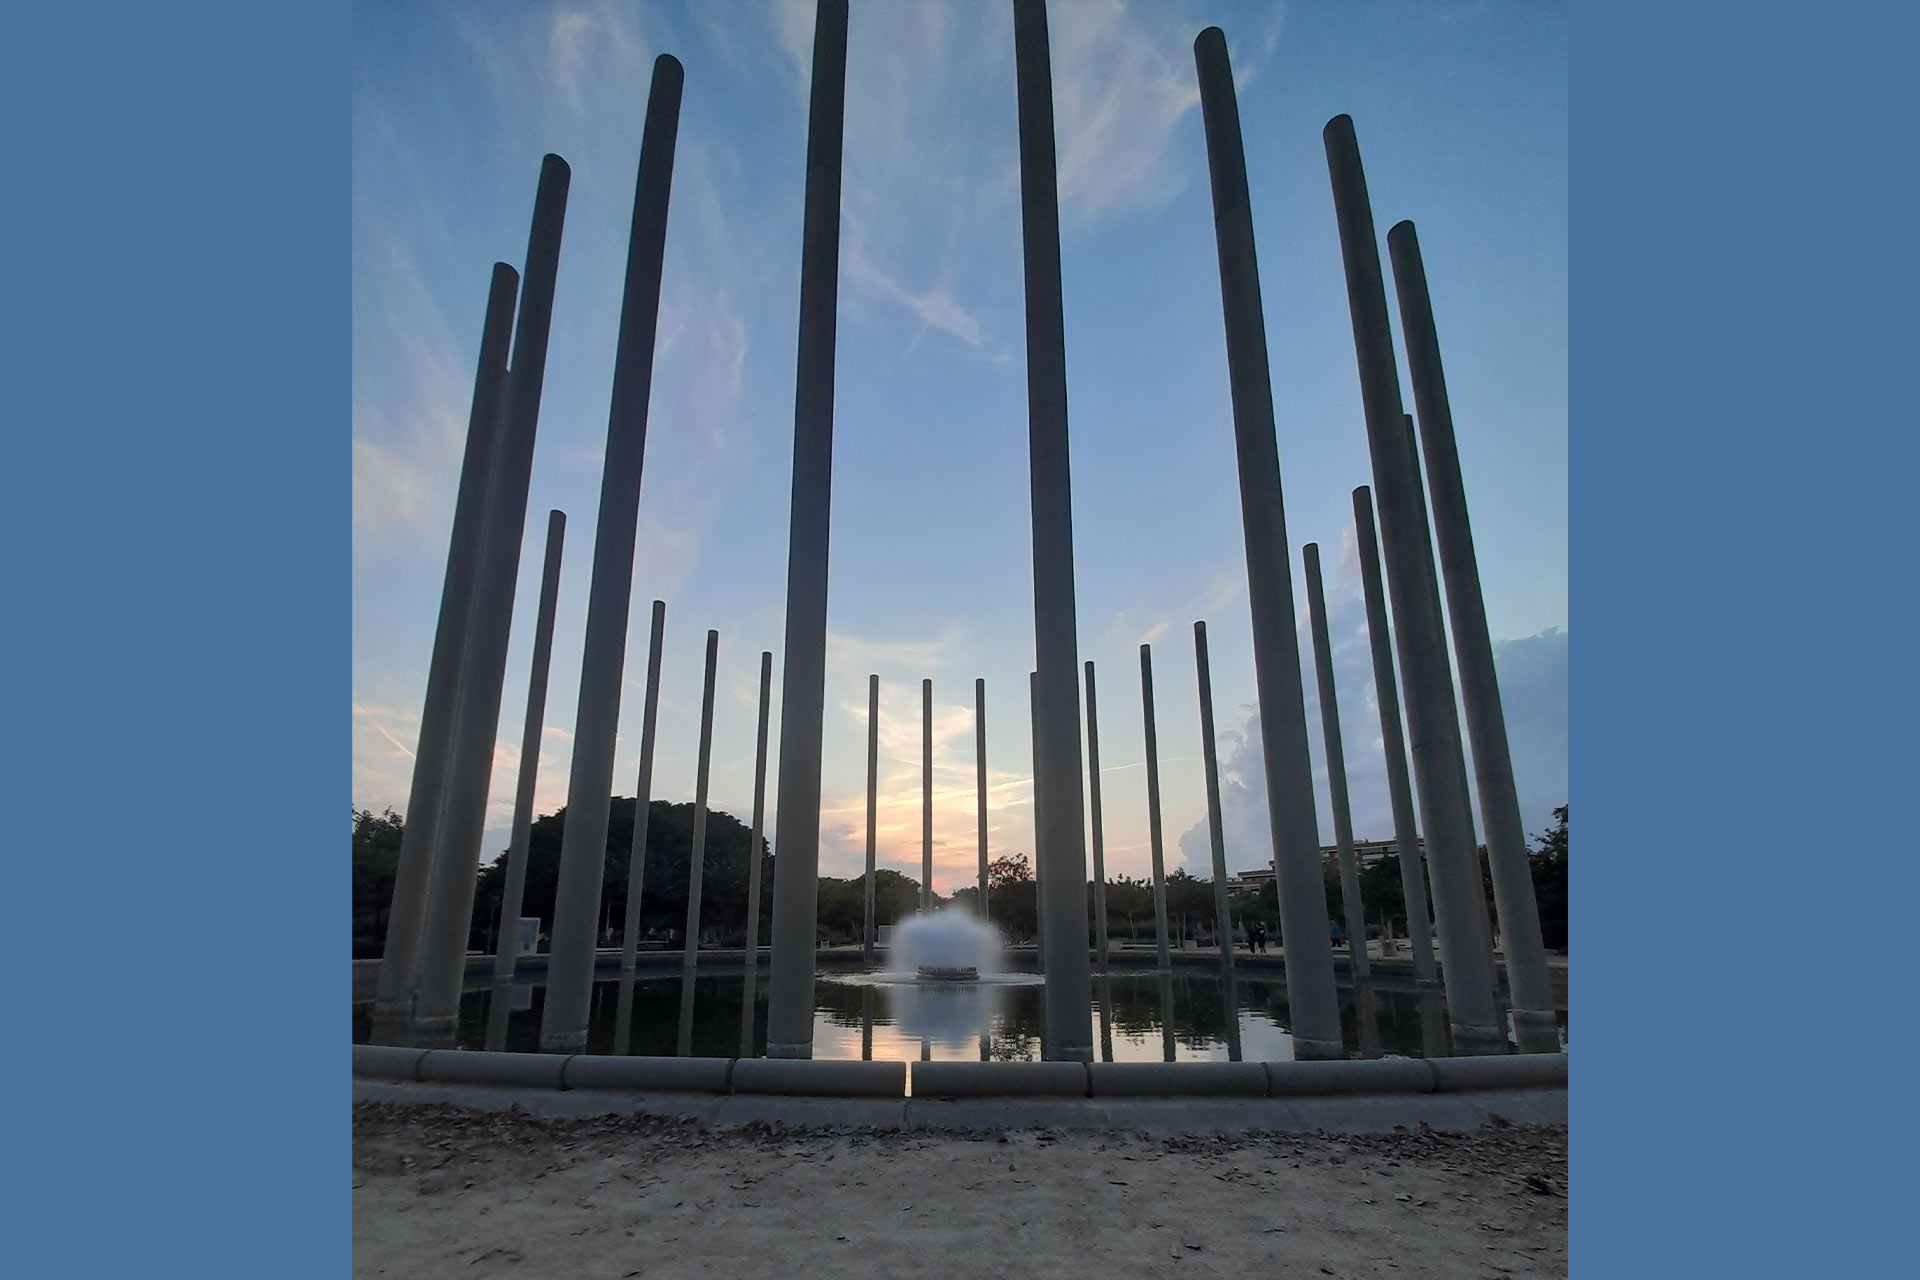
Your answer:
352,801 -> 1567,960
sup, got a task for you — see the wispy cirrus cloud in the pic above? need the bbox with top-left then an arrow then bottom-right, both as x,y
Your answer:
1047,0 -> 1204,225
351,235 -> 470,545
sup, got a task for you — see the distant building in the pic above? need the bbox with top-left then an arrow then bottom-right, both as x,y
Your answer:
1228,837 -> 1428,893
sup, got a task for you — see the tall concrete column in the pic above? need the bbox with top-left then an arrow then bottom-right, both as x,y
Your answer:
1083,661 -> 1110,968
1012,0 -> 1095,1060
1323,113 -> 1502,1048
681,629 -> 721,966
492,509 -> 567,983
1192,622 -> 1235,970
739,650 -> 774,1006
613,970 -> 637,1055
765,0 -> 849,1059
1157,970 -> 1177,1062
1356,981 -> 1382,1060
371,260 -> 518,1039
862,673 -> 877,962
1302,544 -> 1370,981
539,60 -> 684,1053
1404,415 -> 1495,979
921,678 -> 933,912
410,156 -> 571,1046
675,966 -> 697,1057
975,678 -> 990,921
1223,967 -> 1245,1062
1192,27 -> 1343,1058
1387,222 -> 1557,1042
1028,670 -> 1046,965
1353,488 -> 1436,984
620,600 -> 668,973
1096,973 -> 1114,1062
1139,644 -> 1172,972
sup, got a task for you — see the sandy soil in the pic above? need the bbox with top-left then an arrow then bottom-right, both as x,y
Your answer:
353,1103 -> 1566,1278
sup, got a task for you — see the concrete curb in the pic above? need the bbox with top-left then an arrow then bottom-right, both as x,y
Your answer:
352,1044 -> 430,1082
562,1055 -> 733,1094
1429,1053 -> 1567,1092
419,1049 -> 572,1090
354,1079 -> 1567,1135
1088,1061 -> 1270,1097
352,1047 -> 1565,1100
732,1058 -> 906,1098
1266,1057 -> 1436,1096
913,1061 -> 1088,1098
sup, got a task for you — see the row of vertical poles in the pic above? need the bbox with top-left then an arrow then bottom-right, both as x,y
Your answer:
1193,623 -> 1235,969
974,678 -> 990,922
619,602 -> 668,975
1082,662 -> 1109,969
920,678 -> 933,912
1012,0 -> 1095,1061
861,673 -> 878,961
370,261 -> 519,1039
737,651 -> 774,1053
1325,113 -> 1526,1051
384,1 -> 1555,1064
387,155 -> 573,1048
1191,28 -> 1345,1058
1354,491 -> 1438,985
1137,646 -> 1172,971
1388,225 -> 1558,1043
1304,545 -> 1371,981
679,631 -> 721,973
1027,672 -> 1046,966
491,511 -> 567,983
763,0 -> 850,1060
540,59 -> 684,1053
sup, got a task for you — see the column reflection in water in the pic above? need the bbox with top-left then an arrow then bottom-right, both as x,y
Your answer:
920,1037 -> 931,1063
1097,973 -> 1115,1063
737,968 -> 759,1058
979,1033 -> 991,1063
861,986 -> 874,1062
1158,971 -> 1177,1063
1223,967 -> 1244,1063
1419,985 -> 1448,1060
614,971 -> 638,1056
675,968 -> 697,1058
484,977 -> 513,1053
1355,981 -> 1382,1060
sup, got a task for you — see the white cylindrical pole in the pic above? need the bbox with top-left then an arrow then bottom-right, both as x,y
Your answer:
619,600 -> 668,973
681,629 -> 721,969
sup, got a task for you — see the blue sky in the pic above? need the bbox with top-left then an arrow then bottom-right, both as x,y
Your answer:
352,0 -> 1566,895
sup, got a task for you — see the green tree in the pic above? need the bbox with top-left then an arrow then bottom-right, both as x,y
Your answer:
813,868 -> 929,943
468,798 -> 771,953
1105,875 -> 1155,943
1357,854 -> 1411,936
1165,868 -> 1215,946
352,807 -> 405,958
1530,805 -> 1568,950
985,852 -> 1037,943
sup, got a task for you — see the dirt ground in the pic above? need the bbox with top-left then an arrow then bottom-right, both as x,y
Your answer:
353,1103 -> 1566,1278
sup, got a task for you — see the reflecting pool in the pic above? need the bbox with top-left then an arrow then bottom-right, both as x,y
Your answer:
353,965 -> 1568,1061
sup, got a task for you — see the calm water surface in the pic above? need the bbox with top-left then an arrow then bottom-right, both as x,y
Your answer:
352,966 -> 1568,1061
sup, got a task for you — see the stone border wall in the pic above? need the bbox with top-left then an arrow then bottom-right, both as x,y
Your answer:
354,1045 -> 1565,1099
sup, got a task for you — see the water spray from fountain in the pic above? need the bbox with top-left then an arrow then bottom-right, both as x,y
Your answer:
890,909 -> 1004,983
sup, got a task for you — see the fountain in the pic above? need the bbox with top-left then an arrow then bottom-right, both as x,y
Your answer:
890,910 -> 1002,983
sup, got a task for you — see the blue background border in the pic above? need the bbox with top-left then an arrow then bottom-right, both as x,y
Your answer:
8,1 -> 344,1274
6,0 -> 1916,1274
1574,0 -> 1917,1273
